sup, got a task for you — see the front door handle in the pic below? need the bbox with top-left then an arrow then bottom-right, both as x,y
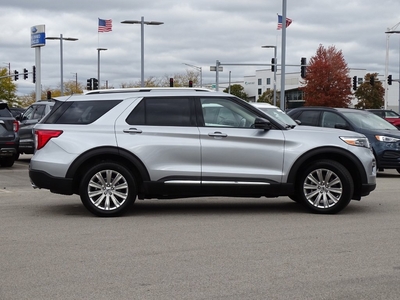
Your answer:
123,128 -> 143,134
208,131 -> 228,138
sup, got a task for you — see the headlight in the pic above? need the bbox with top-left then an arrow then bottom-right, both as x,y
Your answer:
340,137 -> 370,148
375,135 -> 400,143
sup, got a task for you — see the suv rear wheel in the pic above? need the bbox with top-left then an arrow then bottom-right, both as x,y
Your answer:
79,162 -> 137,217
296,160 -> 354,214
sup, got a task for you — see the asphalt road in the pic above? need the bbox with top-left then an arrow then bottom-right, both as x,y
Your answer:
1,156 -> 400,300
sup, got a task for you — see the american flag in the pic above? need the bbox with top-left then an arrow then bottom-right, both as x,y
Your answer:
277,15 -> 292,30
98,18 -> 112,32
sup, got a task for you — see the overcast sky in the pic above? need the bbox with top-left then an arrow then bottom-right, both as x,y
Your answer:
2,0 -> 400,95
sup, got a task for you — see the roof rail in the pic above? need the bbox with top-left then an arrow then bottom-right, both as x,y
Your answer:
84,87 -> 213,95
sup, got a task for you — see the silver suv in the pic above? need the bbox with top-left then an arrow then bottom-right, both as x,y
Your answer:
29,88 -> 376,217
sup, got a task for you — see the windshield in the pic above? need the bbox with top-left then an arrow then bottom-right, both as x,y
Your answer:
342,111 -> 398,130
256,106 -> 297,127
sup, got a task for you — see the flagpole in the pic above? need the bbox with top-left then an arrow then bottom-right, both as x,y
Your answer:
97,18 -> 99,46
280,0 -> 287,111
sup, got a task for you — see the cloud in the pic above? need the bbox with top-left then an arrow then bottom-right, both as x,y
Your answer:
1,0 -> 400,92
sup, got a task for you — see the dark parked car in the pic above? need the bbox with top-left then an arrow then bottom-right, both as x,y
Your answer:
16,100 -> 55,154
0,102 -> 19,167
288,107 -> 400,173
366,109 -> 400,129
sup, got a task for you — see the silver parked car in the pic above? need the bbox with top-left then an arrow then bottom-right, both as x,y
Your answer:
29,88 -> 376,217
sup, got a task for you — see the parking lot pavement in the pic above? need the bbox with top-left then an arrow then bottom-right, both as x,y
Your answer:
18,154 -> 33,162
1,160 -> 400,299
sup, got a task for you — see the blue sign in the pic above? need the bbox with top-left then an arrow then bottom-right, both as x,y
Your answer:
31,25 -> 45,47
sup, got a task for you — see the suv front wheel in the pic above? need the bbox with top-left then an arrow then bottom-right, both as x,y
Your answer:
296,160 -> 354,214
79,162 -> 137,217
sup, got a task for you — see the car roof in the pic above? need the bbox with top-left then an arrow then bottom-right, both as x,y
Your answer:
366,109 -> 394,112
55,88 -> 231,102
289,107 -> 370,114
84,87 -> 213,95
250,102 -> 278,108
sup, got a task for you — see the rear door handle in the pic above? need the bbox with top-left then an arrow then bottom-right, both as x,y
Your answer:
123,128 -> 143,134
208,131 -> 228,138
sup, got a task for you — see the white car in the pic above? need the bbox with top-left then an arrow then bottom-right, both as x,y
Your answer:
250,102 -> 298,128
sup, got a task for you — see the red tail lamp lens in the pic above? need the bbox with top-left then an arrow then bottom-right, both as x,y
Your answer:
35,130 -> 63,150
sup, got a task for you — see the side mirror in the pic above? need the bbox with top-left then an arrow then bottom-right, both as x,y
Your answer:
15,113 -> 22,121
254,117 -> 272,130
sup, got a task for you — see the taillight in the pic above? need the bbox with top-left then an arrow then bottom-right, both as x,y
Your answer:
35,130 -> 63,150
13,120 -> 19,132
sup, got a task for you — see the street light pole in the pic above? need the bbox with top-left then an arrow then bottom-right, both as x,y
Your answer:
182,63 -> 202,87
97,48 -> 107,89
121,17 -> 163,87
46,34 -> 78,95
262,45 -> 277,106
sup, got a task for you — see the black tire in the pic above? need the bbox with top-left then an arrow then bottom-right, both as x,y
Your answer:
296,160 -> 354,214
0,157 -> 15,167
397,168 -> 400,174
288,195 -> 301,203
79,162 -> 137,217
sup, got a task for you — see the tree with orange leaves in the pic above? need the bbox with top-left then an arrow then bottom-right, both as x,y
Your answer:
300,44 -> 352,107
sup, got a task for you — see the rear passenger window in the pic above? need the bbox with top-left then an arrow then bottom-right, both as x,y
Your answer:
44,100 -> 121,124
126,97 -> 195,126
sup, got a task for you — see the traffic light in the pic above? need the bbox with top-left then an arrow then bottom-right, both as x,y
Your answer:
46,91 -> 52,100
300,57 -> 307,78
23,68 -> 28,80
169,78 -> 174,87
14,70 -> 19,81
93,78 -> 98,90
388,75 -> 392,85
32,66 -> 36,83
352,76 -> 357,91
189,80 -> 193,87
271,58 -> 275,72
86,78 -> 92,90
370,76 -> 375,85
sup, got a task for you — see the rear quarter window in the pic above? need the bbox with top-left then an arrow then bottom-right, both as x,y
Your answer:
295,110 -> 320,126
0,108 -> 12,117
43,100 -> 122,124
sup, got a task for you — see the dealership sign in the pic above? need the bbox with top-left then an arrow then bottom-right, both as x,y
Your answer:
31,25 -> 46,47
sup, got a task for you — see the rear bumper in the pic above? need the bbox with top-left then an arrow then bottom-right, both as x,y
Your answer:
29,169 -> 74,195
18,139 -> 34,154
0,146 -> 18,157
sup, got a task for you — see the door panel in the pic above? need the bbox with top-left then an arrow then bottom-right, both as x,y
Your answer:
198,97 -> 285,183
199,127 -> 285,183
115,97 -> 201,182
